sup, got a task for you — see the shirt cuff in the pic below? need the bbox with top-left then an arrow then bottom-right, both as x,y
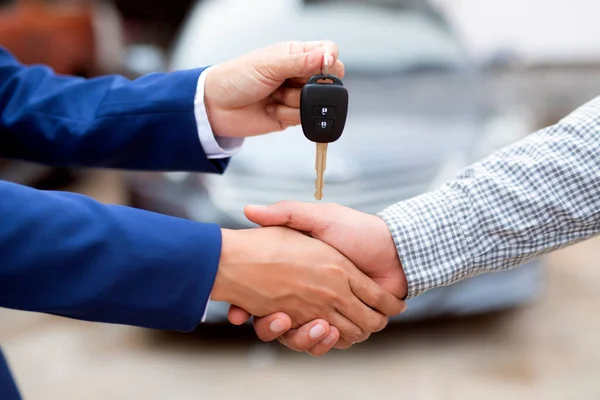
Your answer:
377,184 -> 473,299
194,66 -> 245,159
200,296 -> 210,323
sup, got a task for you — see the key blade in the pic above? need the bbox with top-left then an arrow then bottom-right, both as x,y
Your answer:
315,143 -> 328,200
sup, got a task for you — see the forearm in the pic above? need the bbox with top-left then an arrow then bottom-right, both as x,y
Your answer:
0,48 -> 228,173
379,95 -> 600,298
0,180 -> 220,331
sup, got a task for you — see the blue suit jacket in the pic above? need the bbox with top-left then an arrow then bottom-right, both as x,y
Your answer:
0,47 -> 228,398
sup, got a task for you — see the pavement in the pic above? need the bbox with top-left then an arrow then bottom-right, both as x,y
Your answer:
1,169 -> 600,400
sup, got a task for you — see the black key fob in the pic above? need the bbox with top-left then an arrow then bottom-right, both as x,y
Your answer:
300,74 -> 348,143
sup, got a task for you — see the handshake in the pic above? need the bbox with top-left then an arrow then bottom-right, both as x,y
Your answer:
200,40 -> 407,355
210,201 -> 408,356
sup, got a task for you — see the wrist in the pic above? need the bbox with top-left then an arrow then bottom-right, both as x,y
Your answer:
376,216 -> 409,300
203,66 -> 225,138
396,257 -> 408,300
212,228 -> 240,303
211,229 -> 252,305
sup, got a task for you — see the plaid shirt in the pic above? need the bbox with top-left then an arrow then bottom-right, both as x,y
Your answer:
378,95 -> 600,299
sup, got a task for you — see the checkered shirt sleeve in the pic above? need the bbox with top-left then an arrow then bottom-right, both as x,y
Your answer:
378,95 -> 600,299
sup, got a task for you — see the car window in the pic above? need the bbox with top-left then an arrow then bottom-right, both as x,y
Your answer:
171,0 -> 469,74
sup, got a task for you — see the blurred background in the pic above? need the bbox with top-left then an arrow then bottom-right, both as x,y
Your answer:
1,0 -> 600,398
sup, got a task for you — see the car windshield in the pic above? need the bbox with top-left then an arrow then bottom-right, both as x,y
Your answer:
171,0 -> 469,74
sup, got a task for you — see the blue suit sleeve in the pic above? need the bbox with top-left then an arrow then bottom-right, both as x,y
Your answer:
0,179 -> 220,332
0,46 -> 227,173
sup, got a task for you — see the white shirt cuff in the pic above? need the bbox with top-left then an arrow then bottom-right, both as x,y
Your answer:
194,66 -> 244,159
200,296 -> 210,323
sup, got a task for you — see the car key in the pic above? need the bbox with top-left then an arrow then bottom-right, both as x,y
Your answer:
300,54 -> 348,200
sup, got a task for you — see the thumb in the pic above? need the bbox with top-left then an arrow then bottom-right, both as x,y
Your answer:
244,202 -> 328,235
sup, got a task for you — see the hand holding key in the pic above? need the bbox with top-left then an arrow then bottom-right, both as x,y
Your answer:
300,54 -> 349,200
204,41 -> 345,138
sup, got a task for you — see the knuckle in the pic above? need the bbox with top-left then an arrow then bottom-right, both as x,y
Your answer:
324,288 -> 343,309
355,332 -> 371,344
344,327 -> 366,344
371,287 -> 387,310
338,257 -> 355,272
355,330 -> 370,343
287,41 -> 303,54
290,54 -> 305,75
328,264 -> 347,279
288,210 -> 311,230
368,315 -> 388,333
391,300 -> 406,316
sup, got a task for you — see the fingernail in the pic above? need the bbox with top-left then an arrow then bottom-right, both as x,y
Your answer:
309,324 -> 326,339
326,54 -> 334,67
270,319 -> 286,333
323,332 -> 337,345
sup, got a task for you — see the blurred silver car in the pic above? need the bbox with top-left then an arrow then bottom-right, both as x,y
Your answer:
128,0 -> 543,322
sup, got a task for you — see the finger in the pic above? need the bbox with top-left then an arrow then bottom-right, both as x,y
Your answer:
337,268 -> 405,334
272,88 -> 301,108
289,59 -> 346,85
252,313 -> 293,342
228,305 -> 252,325
263,41 -> 340,81
277,319 -> 331,352
334,338 -> 354,350
329,311 -> 370,345
281,79 -> 305,89
276,40 -> 340,68
332,59 -> 345,78
244,201 -> 332,235
298,40 -> 339,63
308,326 -> 340,357
349,271 -> 407,317
265,104 -> 300,125
276,61 -> 344,102
338,285 -> 389,336
279,122 -> 298,131
330,267 -> 387,339
282,60 -> 346,90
